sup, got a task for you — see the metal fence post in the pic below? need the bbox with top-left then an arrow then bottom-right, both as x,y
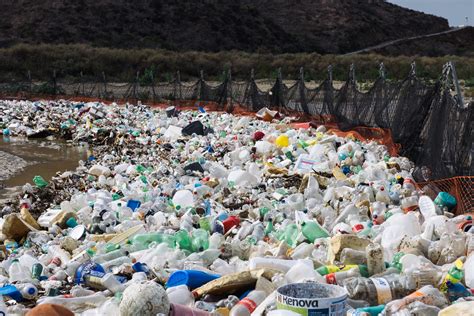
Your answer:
228,69 -> 232,110
53,70 -> 57,96
449,62 -> 465,107
102,72 -> 107,99
27,70 -> 32,94
151,69 -> 156,103
379,62 -> 386,80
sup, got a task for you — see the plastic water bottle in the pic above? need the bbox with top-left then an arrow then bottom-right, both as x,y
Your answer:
383,285 -> 448,314
175,229 -> 193,251
48,245 -> 71,267
343,274 -> 414,305
301,220 -> 329,242
192,229 -> 210,252
465,253 -> 474,288
282,223 -> 299,248
166,284 -> 195,306
325,267 -> 361,285
131,232 -> 163,250
340,248 -> 367,265
93,248 -> 128,264
366,243 -> 385,276
172,190 -> 195,210
101,273 -> 125,293
9,259 -> 30,282
229,290 -> 266,316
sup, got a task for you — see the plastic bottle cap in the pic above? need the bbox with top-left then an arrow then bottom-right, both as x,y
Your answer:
66,217 -> 78,228
69,225 -> 86,240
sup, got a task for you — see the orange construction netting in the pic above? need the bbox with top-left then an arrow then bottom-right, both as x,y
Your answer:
417,176 -> 474,215
328,126 -> 401,157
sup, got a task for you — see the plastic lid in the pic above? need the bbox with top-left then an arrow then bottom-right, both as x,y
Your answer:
26,286 -> 36,295
69,225 -> 86,240
418,196 -> 436,219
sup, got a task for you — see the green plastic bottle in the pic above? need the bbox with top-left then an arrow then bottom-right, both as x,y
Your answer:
33,175 -> 48,188
259,207 -> 270,218
199,217 -> 212,232
131,233 -> 163,250
175,230 -> 193,251
264,220 -> 274,236
348,305 -> 385,316
301,220 -> 329,242
391,252 -> 405,271
136,165 -> 146,173
162,234 -> 176,248
192,229 -> 209,252
317,264 -> 369,277
283,223 -> 299,248
440,259 -> 464,292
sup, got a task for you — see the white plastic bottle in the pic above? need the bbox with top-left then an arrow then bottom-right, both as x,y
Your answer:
101,273 -> 125,293
366,242 -> 385,276
375,186 -> 390,204
229,290 -> 266,316
48,245 -> 71,267
464,253 -> 474,288
17,283 -> 38,299
18,253 -> 41,274
8,259 -> 31,282
325,267 -> 361,285
166,284 -> 194,306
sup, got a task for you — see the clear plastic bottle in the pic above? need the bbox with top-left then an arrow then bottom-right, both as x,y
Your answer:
343,274 -> 414,306
282,223 -> 299,248
366,243 -> 385,276
93,248 -> 128,264
301,220 -> 329,242
192,229 -> 210,252
375,186 -> 390,204
100,256 -> 132,271
8,259 -> 31,283
340,248 -> 367,265
47,245 -> 71,267
383,285 -> 448,314
325,267 -> 361,285
229,290 -> 266,316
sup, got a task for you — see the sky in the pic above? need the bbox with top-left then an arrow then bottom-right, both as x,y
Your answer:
388,0 -> 474,26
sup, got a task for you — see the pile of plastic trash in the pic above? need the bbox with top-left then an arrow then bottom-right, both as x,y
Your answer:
0,99 -> 472,316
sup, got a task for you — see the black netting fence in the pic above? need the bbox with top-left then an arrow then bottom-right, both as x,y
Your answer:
0,63 -> 472,180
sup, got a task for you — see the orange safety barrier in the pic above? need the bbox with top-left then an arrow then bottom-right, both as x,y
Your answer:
328,127 -> 401,156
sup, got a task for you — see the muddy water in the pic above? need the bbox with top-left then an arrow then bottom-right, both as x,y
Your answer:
0,137 -> 89,203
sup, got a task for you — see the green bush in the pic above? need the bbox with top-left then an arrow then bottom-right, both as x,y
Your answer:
0,44 -> 472,82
